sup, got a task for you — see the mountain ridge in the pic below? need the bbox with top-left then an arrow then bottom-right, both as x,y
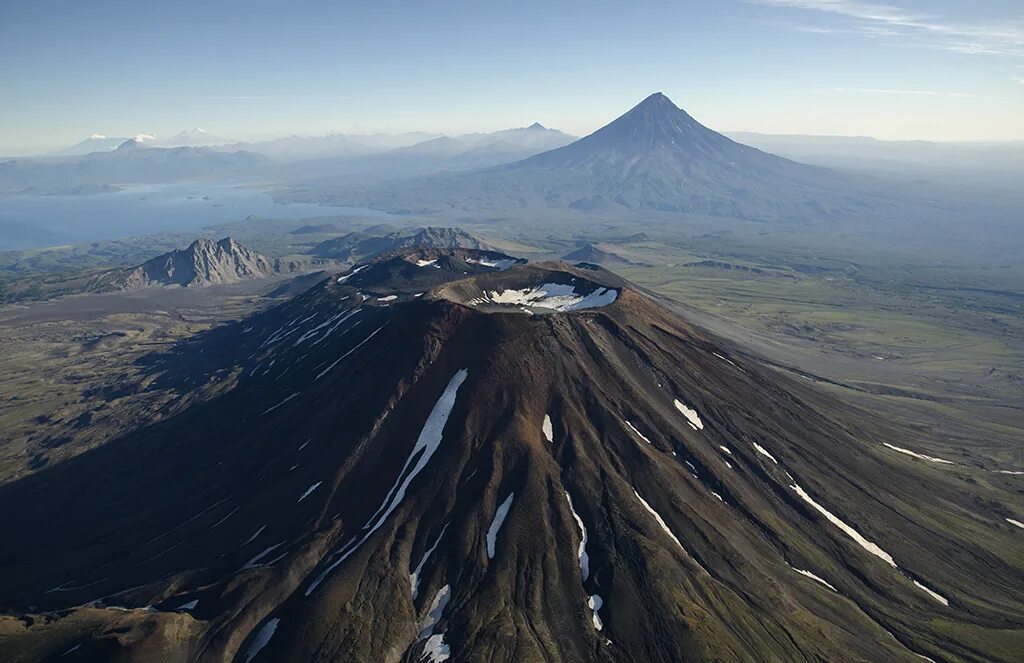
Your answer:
115,236 -> 283,288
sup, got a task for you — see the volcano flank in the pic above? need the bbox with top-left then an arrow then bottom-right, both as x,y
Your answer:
0,249 -> 1020,662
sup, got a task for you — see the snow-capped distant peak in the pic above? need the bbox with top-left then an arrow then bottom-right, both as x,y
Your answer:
116,135 -> 156,150
88,134 -> 107,140
165,128 -> 223,146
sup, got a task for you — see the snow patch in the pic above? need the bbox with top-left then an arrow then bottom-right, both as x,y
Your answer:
411,524 -> 449,600
588,594 -> 604,630
242,617 -> 281,663
470,282 -> 617,312
913,579 -> 949,606
421,634 -> 451,662
1007,518 -> 1024,529
313,325 -> 385,380
624,420 -> 652,445
564,492 -> 590,581
673,399 -> 703,430
719,445 -> 732,455
415,259 -> 438,267
241,525 -> 267,546
792,567 -> 837,592
790,483 -> 896,567
305,369 -> 469,596
262,392 -> 300,415
175,598 -> 199,611
418,585 -> 451,639
882,443 -> 954,465
542,414 -> 554,443
417,585 -> 452,661
297,481 -> 322,502
242,542 -> 285,570
293,310 -> 357,346
753,443 -> 778,464
634,489 -> 684,550
486,493 -> 514,559
466,257 -> 518,270
336,265 -> 367,283
209,506 -> 239,528
712,351 -> 740,368
377,295 -> 398,302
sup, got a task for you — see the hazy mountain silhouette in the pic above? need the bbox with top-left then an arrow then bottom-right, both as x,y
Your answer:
329,93 -> 868,220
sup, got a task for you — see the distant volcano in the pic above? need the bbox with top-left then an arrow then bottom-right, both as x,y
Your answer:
342,92 -> 865,220
0,249 -> 1017,662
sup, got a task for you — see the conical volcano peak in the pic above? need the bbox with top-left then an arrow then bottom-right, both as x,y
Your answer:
515,90 -> 730,165
619,91 -> 701,129
636,91 -> 679,111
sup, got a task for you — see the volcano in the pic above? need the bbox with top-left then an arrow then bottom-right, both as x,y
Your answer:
339,93 -> 867,220
0,249 -> 1020,662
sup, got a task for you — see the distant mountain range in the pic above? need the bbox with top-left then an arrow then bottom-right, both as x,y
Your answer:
9,123 -> 574,194
50,130 -> 222,155
219,124 -> 572,166
49,134 -> 135,156
726,132 -> 1024,184
161,128 -> 225,147
300,93 -> 870,221
0,143 -> 268,194
390,123 -> 575,166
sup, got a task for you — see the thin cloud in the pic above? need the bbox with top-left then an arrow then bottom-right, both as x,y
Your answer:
828,87 -> 974,97
750,0 -> 1024,58
173,96 -> 269,100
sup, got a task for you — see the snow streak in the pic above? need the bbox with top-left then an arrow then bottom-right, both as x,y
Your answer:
624,420 -> 652,445
313,325 -> 385,381
242,617 -> 281,663
790,483 -> 897,567
634,489 -> 683,550
305,369 -> 469,596
486,493 -> 515,559
565,492 -> 590,581
411,524 -> 449,600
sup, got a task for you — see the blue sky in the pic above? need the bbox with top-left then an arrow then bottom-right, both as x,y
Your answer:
1,0 -> 1022,154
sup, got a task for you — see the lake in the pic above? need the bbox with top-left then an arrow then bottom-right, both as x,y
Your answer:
0,182 -> 401,251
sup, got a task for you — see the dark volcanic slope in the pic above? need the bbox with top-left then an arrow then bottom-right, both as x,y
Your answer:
0,254 -> 1021,662
312,227 -> 494,261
